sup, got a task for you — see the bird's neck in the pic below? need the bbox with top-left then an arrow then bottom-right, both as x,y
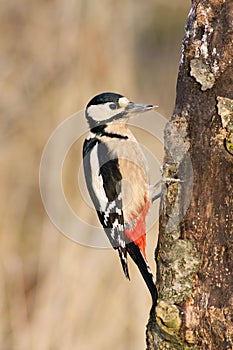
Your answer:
91,122 -> 134,140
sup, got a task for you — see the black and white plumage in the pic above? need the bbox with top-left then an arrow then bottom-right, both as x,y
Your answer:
83,92 -> 158,306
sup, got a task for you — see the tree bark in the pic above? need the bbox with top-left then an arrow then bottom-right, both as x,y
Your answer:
146,1 -> 233,349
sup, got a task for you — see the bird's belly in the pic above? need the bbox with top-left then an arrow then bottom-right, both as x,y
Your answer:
118,157 -> 149,221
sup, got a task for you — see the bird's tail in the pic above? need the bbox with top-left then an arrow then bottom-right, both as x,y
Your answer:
127,242 -> 158,307
118,246 -> 130,280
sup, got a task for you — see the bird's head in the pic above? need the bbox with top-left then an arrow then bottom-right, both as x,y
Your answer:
85,92 -> 156,128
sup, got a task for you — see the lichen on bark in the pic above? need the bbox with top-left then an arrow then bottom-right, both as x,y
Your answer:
217,96 -> 233,155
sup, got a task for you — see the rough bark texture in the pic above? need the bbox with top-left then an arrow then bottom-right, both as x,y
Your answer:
146,1 -> 233,349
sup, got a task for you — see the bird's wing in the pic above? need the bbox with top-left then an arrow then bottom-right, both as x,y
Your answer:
98,157 -> 157,304
83,137 -> 130,278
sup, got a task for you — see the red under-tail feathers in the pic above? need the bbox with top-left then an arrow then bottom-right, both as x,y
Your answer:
125,198 -> 150,258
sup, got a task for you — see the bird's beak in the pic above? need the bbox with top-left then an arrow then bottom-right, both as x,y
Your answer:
125,102 -> 158,115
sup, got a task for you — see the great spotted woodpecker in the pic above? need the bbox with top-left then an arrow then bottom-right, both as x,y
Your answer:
83,92 -> 158,307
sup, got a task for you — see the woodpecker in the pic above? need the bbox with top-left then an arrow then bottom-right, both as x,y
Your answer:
83,92 -> 158,307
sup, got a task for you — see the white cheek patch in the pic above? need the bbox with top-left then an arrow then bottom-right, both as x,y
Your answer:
87,103 -> 123,122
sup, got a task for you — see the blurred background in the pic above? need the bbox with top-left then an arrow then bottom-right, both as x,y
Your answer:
0,1 -> 190,349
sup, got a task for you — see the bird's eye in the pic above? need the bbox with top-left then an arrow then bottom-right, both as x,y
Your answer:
109,103 -> 117,110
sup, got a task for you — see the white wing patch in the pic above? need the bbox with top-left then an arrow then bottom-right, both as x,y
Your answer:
89,143 -> 108,211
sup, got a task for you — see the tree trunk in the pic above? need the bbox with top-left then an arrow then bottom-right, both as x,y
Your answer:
146,1 -> 233,349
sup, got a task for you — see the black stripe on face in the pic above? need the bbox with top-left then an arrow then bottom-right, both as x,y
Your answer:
87,111 -> 126,129
90,124 -> 107,134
